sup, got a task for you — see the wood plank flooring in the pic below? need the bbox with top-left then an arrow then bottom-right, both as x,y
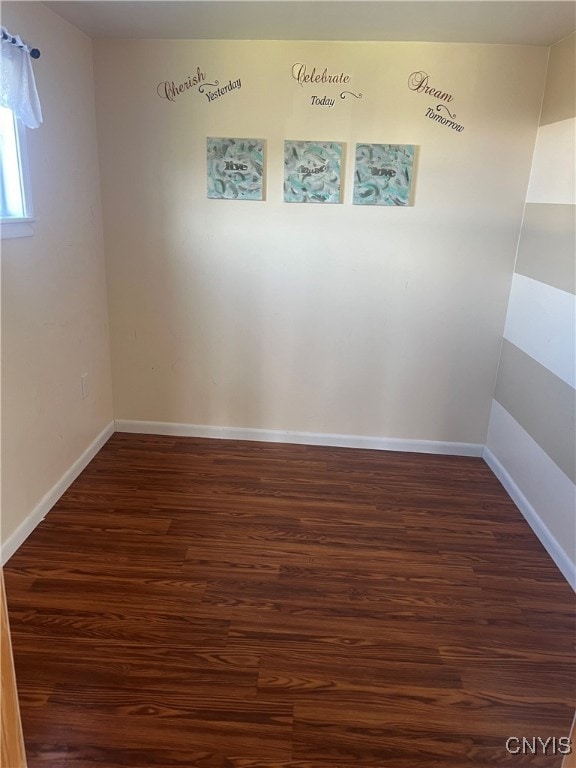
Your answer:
4,432 -> 575,767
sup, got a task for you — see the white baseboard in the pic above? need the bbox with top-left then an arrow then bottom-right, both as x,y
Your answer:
1,421 -> 115,566
114,419 -> 484,457
8,417 -> 571,591
483,446 -> 576,591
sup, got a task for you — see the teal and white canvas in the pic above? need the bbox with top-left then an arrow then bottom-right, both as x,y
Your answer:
207,138 -> 264,200
284,141 -> 342,203
353,144 -> 415,206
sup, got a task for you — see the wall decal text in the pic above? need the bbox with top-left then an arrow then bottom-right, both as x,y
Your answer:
408,71 -> 453,102
311,96 -> 335,107
425,105 -> 464,132
199,78 -> 242,102
292,63 -> 362,105
292,63 -> 351,87
408,70 -> 465,132
157,67 -> 206,101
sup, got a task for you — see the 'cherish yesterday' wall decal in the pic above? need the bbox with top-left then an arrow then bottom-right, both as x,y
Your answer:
157,68 -> 206,101
156,68 -> 242,104
199,79 -> 242,102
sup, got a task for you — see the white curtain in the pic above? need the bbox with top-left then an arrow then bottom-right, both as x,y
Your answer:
0,29 -> 42,128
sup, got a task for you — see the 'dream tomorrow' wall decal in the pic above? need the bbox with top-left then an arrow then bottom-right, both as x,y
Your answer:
407,71 -> 465,132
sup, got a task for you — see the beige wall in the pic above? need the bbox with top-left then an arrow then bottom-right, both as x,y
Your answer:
540,32 -> 576,126
1,3 -> 113,546
94,40 -> 547,443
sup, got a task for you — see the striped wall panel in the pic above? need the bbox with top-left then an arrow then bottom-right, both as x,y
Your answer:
525,117 -> 576,205
486,33 -> 576,588
494,340 -> 575,482
487,400 -> 576,568
503,274 -> 575,388
515,202 -> 575,293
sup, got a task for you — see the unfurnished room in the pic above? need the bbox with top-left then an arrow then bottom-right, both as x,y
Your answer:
0,1 -> 575,766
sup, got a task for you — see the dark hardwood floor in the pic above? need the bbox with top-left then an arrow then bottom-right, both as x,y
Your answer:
4,432 -> 575,767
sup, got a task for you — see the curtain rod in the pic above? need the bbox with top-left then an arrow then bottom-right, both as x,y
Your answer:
1,27 -> 40,59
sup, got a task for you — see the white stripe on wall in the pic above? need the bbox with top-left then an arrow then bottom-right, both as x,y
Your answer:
503,273 -> 576,389
485,399 -> 576,583
526,116 -> 576,205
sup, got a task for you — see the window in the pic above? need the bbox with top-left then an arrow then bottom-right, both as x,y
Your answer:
0,104 -> 34,238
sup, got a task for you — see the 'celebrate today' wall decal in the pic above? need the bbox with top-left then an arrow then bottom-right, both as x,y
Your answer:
291,63 -> 363,107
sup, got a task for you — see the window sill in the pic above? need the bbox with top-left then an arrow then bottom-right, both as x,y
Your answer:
1,218 -> 36,239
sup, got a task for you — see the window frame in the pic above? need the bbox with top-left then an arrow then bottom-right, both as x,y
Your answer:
0,107 -> 35,239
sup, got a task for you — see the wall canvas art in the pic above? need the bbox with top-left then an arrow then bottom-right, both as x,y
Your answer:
353,144 -> 415,206
207,137 -> 264,200
284,141 -> 342,203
